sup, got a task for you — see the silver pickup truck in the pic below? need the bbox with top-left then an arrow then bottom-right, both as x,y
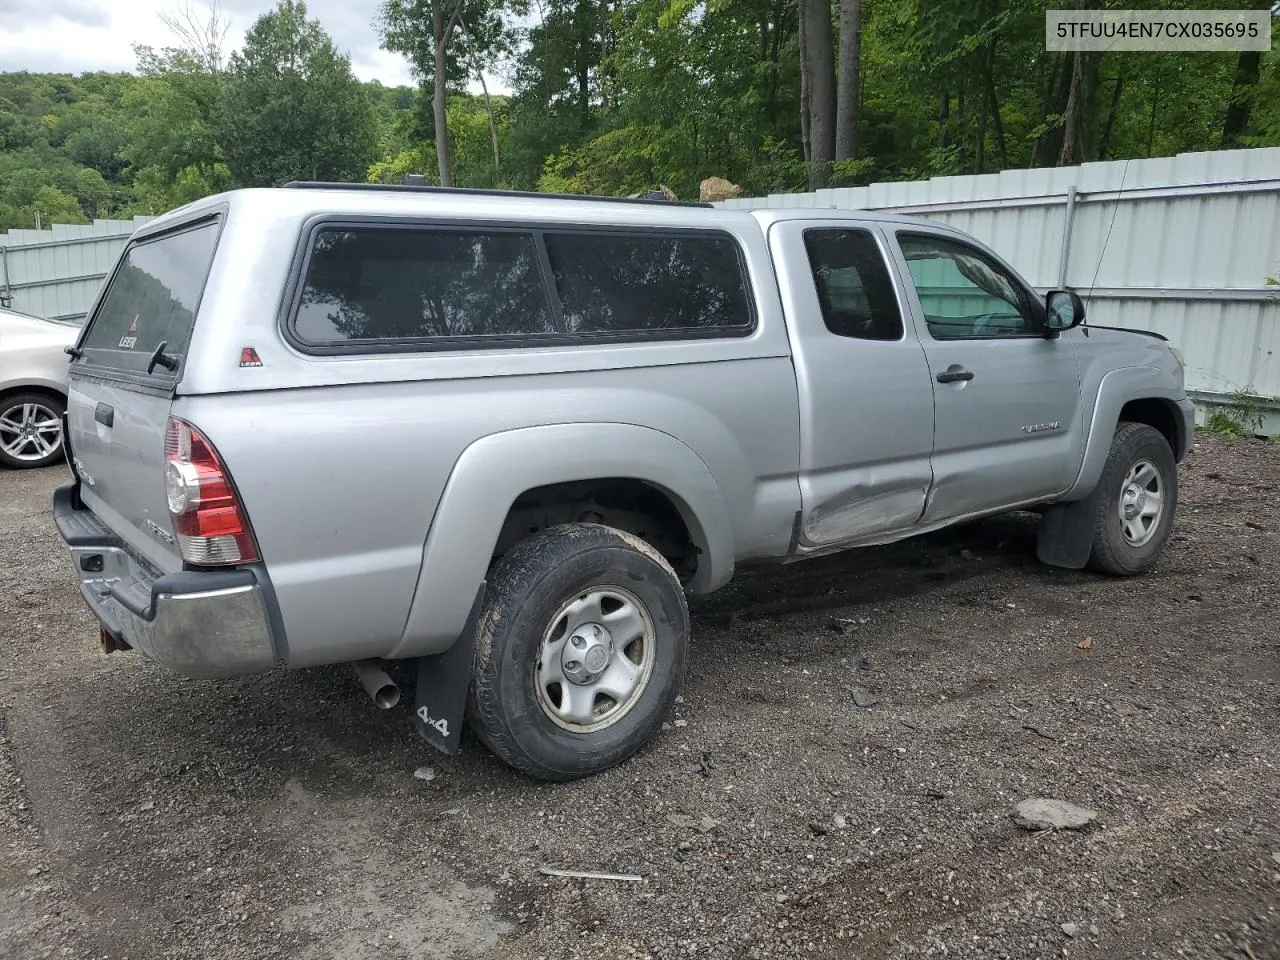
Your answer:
54,183 -> 1193,780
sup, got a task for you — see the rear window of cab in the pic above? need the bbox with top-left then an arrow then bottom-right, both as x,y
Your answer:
286,223 -> 755,352
78,220 -> 220,375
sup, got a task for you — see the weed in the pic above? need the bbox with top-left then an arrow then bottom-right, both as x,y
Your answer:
1202,387 -> 1270,438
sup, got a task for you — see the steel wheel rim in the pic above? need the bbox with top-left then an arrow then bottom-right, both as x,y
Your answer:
534,584 -> 657,733
0,401 -> 62,462
1118,458 -> 1164,547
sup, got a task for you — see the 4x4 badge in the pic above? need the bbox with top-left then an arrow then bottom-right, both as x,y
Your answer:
239,347 -> 263,368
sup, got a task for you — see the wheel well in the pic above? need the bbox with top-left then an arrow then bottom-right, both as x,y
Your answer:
0,384 -> 65,407
1119,398 -> 1180,456
494,478 -> 699,582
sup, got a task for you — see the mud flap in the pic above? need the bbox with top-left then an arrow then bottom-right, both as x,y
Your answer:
1036,487 -> 1103,569
413,583 -> 484,755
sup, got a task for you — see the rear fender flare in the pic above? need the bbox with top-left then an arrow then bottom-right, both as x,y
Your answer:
391,422 -> 733,658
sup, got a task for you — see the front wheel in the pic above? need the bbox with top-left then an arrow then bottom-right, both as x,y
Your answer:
1087,422 -> 1178,576
467,523 -> 690,781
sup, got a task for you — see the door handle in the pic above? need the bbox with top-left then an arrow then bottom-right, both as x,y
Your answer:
94,402 -> 114,427
936,367 -> 975,384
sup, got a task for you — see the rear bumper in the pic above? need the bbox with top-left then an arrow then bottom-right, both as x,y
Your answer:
53,484 -> 279,678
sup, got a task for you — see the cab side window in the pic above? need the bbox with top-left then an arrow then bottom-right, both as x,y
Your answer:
898,234 -> 1035,340
802,229 -> 903,341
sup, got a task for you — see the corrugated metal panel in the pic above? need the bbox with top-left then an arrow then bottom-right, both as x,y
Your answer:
0,216 -> 153,322
721,147 -> 1280,403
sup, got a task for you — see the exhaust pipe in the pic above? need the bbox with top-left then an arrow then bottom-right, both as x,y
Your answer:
352,659 -> 400,709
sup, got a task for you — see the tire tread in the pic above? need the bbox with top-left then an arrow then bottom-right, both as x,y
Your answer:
466,523 -> 687,781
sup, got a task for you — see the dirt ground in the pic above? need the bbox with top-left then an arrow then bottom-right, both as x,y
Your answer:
1,434 -> 1277,960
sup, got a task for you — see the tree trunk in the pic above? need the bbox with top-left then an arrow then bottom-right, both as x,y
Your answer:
1098,70 -> 1125,159
938,90 -> 950,149
984,42 -> 1007,170
1146,85 -> 1160,157
1058,50 -> 1082,166
798,5 -> 811,166
477,68 -> 501,178
1223,50 -> 1262,147
764,0 -> 785,125
458,12 -> 501,179
1034,53 -> 1073,167
1080,50 -> 1101,161
433,39 -> 451,186
800,0 -> 835,188
575,0 -> 592,132
834,0 -> 861,162
431,1 -> 452,187
975,81 -> 987,174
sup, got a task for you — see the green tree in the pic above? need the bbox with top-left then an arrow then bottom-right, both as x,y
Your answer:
219,0 -> 376,186
379,0 -> 508,186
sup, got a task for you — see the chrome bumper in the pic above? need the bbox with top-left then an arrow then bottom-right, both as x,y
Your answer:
53,484 -> 279,678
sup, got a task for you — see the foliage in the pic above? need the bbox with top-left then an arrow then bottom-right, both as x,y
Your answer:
1,0 -> 1278,228
378,0 -> 509,185
219,1 -> 376,186
1203,388 -> 1270,438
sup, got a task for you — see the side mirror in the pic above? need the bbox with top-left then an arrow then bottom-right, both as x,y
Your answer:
1045,289 -> 1086,332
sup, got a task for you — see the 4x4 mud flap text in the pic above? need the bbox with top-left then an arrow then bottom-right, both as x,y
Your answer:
413,583 -> 484,754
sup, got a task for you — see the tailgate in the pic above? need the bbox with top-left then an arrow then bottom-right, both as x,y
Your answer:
66,218 -> 222,574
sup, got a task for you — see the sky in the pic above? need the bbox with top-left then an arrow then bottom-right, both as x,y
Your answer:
0,0 -> 418,87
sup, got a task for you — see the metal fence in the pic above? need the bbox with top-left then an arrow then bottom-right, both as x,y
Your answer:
6,149 -> 1280,415
721,147 -> 1280,412
0,217 -> 152,323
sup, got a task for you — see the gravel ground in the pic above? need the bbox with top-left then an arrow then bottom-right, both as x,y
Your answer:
1,434 -> 1277,960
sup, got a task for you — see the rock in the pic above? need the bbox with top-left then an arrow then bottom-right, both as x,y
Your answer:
413,766 -> 436,782
1077,636 -> 1094,651
673,719 -> 688,728
699,177 -> 742,202
1061,922 -> 1079,938
847,686 -> 879,709
959,549 -> 977,561
666,814 -> 719,834
1011,798 -> 1099,831
1089,924 -> 1099,936
833,814 -> 847,830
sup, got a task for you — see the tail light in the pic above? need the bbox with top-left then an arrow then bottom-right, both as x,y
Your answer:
164,417 -> 259,565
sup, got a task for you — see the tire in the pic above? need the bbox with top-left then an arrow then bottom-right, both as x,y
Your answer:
467,523 -> 690,781
0,391 -> 66,470
1086,422 -> 1177,576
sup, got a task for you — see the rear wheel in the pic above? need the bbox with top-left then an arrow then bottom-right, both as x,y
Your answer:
0,392 -> 65,469
467,523 -> 689,781
1087,422 -> 1177,575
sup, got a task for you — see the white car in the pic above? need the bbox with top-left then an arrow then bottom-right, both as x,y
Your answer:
0,306 -> 78,469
